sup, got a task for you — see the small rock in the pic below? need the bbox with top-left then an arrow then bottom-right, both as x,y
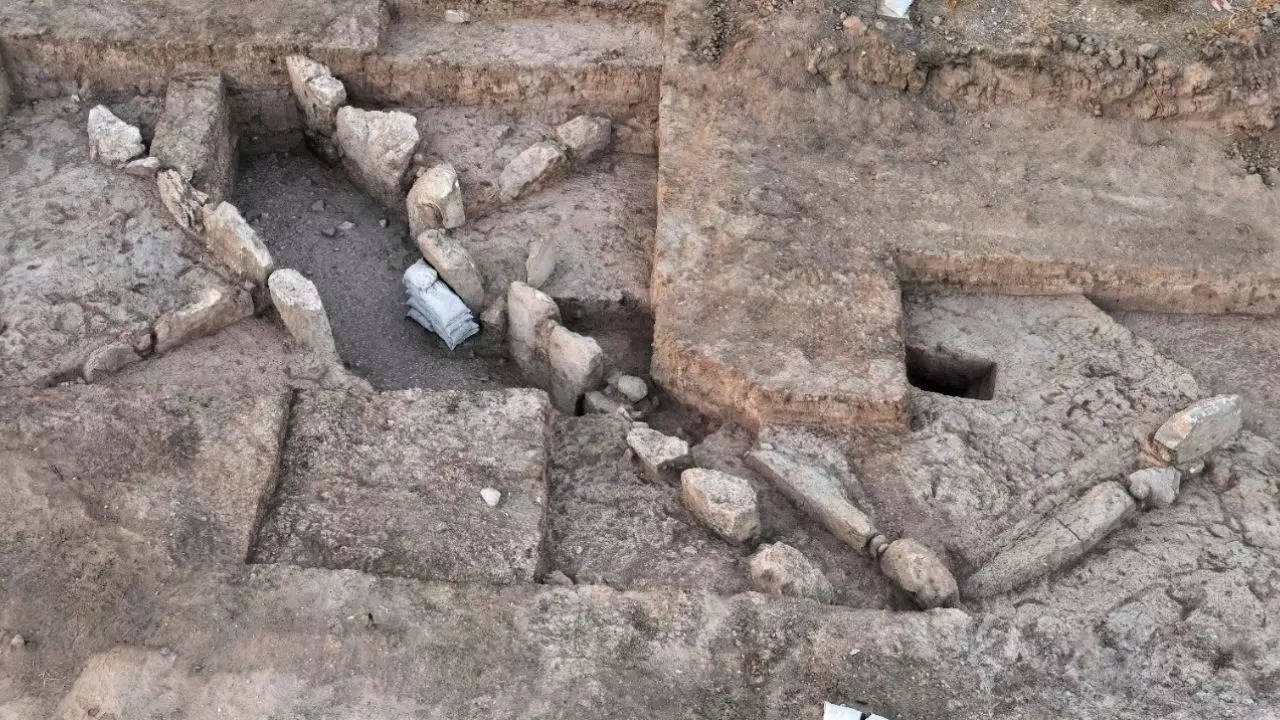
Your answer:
320,227 -> 337,238
930,14 -> 942,26
611,374 -> 648,403
87,105 -> 145,167
416,229 -> 486,312
407,162 -> 465,236
285,55 -> 347,137
268,268 -> 338,356
584,390 -> 628,416
525,235 -> 556,288
878,538 -> 958,609
156,169 -> 209,235
202,201 -> 275,283
1137,42 -> 1159,59
841,15 -> 867,35
480,487 -> 502,507
626,425 -> 690,482
335,107 -> 420,208
379,218 -> 388,228
546,324 -> 604,413
1152,394 -> 1243,464
310,199 -> 325,212
338,220 -> 355,231
444,8 -> 472,22
748,542 -> 834,603
123,156 -> 160,177
680,468 -> 760,544
554,115 -> 612,164
1125,466 -> 1182,509
9,635 -> 24,649
499,141 -> 568,202
544,570 -> 574,586
154,286 -> 254,353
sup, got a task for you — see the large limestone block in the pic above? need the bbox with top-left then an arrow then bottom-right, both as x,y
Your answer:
748,542 -> 834,603
627,425 -> 691,482
1152,394 -> 1243,464
417,229 -> 485,312
746,446 -> 877,551
151,73 -> 234,201
555,115 -> 612,164
499,140 -> 568,202
154,286 -> 253,353
877,538 -> 958,609
507,281 -> 561,383
547,324 -> 603,413
408,162 -> 465,236
680,468 -> 760,544
87,105 -> 144,167
284,55 -> 346,136
252,389 -> 552,583
964,481 -> 1136,597
202,202 -> 275,283
268,269 -> 337,356
335,106 -> 419,208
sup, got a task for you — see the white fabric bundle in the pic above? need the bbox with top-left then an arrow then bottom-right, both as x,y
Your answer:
403,259 -> 479,350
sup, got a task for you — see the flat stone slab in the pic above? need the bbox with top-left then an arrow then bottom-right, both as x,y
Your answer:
0,384 -> 290,566
252,388 -> 551,584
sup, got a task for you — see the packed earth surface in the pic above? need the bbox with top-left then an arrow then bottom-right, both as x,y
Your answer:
1,0 -> 1280,717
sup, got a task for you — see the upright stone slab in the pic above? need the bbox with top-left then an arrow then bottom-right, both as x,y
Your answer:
284,55 -> 346,137
416,229 -> 485,312
202,202 -> 275,283
547,324 -> 604,413
335,107 -> 419,209
252,389 -> 552,584
746,446 -> 878,552
267,269 -> 337,356
507,281 -> 560,385
151,73 -> 235,201
408,163 -> 465,236
153,286 -> 254,353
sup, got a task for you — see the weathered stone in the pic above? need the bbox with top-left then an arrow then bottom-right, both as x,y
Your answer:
0,53 -> 9,120
335,106 -> 419,208
878,538 -> 958,609
267,269 -> 337,356
81,341 -> 142,382
1152,394 -> 1243,464
507,281 -> 560,383
417,229 -> 485,312
153,286 -> 253,353
546,324 -> 604,413
407,163 -> 465,236
151,73 -> 234,201
525,235 -> 556,288
86,105 -> 144,167
555,115 -> 612,164
746,446 -> 878,552
156,169 -> 208,235
612,374 -> 648,402
480,294 -> 506,336
680,468 -> 760,544
964,482 -> 1137,598
201,202 -> 275,284
252,389 -> 551,584
284,55 -> 346,137
627,425 -> 690,482
444,8 -> 472,22
584,390 -> 628,416
748,542 -> 834,603
1125,466 -> 1182,509
499,140 -> 568,202
123,156 -> 160,177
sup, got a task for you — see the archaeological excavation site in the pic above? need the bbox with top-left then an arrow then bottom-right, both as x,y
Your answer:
3,0 -> 1280,716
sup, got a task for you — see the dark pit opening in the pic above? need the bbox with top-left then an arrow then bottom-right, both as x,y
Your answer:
905,345 -> 997,400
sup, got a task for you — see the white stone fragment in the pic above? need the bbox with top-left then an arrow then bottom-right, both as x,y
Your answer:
547,324 -> 604,413
407,163 -> 465,236
444,8 -> 472,22
268,268 -> 338,356
612,374 -> 648,403
284,55 -> 347,136
335,107 -> 419,207
499,141 -> 568,202
480,487 -> 502,507
1125,466 -> 1182,509
154,286 -> 253,353
748,542 -> 834,603
877,0 -> 912,18
156,169 -> 208,235
416,230 -> 485,312
525,236 -> 556,288
202,202 -> 275,283
584,390 -> 628,416
626,425 -> 690,482
1152,394 -> 1243,465
87,105 -> 145,167
746,446 -> 878,552
123,156 -> 160,177
554,115 -> 612,164
680,468 -> 760,544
